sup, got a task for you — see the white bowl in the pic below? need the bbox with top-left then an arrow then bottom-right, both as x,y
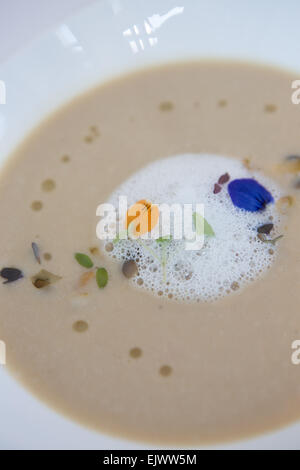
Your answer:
1,0 -> 300,450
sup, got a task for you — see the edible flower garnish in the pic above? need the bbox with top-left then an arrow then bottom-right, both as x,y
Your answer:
228,178 -> 274,212
126,200 -> 159,237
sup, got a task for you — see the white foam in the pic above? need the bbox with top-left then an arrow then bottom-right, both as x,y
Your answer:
102,154 -> 283,302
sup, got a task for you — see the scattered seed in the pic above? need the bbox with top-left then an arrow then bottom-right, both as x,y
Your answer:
31,242 -> 41,264
96,267 -> 108,288
61,155 -> 70,163
257,223 -> 274,235
122,260 -> 138,279
213,183 -> 222,194
31,269 -> 62,289
105,242 -> 114,253
0,267 -> 24,284
33,278 -> 50,289
218,173 -> 230,185
43,252 -> 52,261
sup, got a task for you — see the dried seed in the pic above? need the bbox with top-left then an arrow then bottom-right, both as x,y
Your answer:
31,242 -> 41,264
213,183 -> 222,194
218,173 -> 230,185
0,267 -> 24,284
33,278 -> 50,289
122,260 -> 138,279
257,223 -> 274,235
31,269 -> 62,289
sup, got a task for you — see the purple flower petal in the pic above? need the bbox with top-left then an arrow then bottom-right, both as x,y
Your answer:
228,178 -> 274,212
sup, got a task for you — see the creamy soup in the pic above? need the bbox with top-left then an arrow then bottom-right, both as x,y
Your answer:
0,61 -> 299,445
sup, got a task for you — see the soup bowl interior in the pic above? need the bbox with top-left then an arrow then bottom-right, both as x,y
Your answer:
0,0 -> 300,449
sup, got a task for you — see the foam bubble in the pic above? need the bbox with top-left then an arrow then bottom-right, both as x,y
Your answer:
102,154 -> 283,302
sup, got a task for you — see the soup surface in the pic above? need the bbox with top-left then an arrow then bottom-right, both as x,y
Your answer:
0,61 -> 300,444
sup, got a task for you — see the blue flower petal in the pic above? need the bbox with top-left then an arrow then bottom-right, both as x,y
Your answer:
228,178 -> 274,212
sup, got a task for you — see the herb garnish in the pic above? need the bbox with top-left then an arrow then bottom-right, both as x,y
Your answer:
96,267 -> 108,288
193,212 -> 215,237
0,268 -> 24,284
32,242 -> 41,264
156,235 -> 172,243
257,234 -> 284,245
75,253 -> 94,269
156,236 -> 172,282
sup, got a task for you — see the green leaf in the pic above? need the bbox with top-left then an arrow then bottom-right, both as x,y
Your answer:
156,235 -> 172,244
96,267 -> 108,288
193,212 -> 215,237
75,253 -> 93,268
